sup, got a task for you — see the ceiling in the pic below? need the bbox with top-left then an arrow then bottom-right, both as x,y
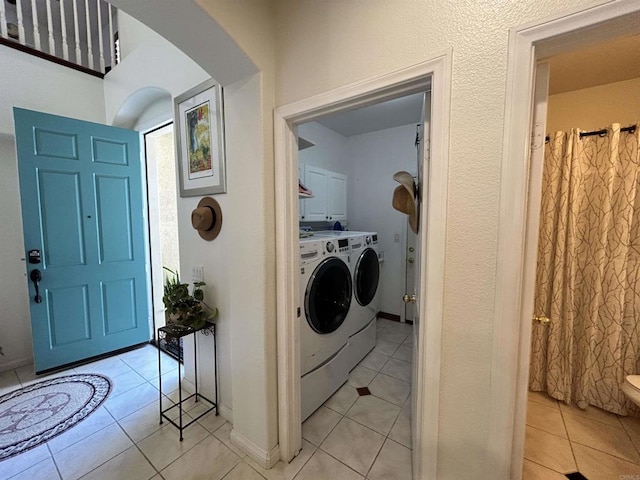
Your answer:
314,92 -> 424,137
547,33 -> 640,95
310,34 -> 640,137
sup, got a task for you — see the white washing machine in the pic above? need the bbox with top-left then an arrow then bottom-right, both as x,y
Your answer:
313,231 -> 381,371
299,237 -> 352,420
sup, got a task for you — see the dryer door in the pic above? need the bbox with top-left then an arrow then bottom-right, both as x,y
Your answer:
354,248 -> 380,306
305,258 -> 352,334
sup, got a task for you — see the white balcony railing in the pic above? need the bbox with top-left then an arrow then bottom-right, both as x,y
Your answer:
0,0 -> 118,76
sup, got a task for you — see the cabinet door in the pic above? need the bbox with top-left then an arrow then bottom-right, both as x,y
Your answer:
327,172 -> 347,221
303,164 -> 328,222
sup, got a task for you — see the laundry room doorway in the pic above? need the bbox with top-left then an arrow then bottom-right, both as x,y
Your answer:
275,56 -> 451,479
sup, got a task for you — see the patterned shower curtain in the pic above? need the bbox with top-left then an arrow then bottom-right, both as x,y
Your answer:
529,123 -> 640,415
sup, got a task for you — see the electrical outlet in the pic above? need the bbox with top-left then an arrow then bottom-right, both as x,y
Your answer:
192,265 -> 204,282
394,233 -> 400,243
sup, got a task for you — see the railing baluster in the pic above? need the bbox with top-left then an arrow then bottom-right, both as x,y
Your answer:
46,0 -> 55,55
108,3 -> 115,68
72,0 -> 81,65
0,1 -> 7,39
16,0 -> 25,45
96,0 -> 104,72
30,0 -> 41,50
84,0 -> 93,69
60,0 -> 69,61
1,0 -> 117,75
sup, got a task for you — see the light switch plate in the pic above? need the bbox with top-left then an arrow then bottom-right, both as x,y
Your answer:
192,265 -> 204,282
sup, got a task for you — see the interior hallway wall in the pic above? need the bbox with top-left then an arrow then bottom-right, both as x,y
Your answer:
116,0 -> 280,459
194,0 -> 279,458
102,10 -> 238,419
0,46 -> 106,371
0,135 -> 31,370
547,76 -> 640,133
273,0 -> 610,476
348,123 -> 418,318
298,122 -> 349,175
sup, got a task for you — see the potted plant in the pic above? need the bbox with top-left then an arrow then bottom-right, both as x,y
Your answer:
162,267 -> 217,331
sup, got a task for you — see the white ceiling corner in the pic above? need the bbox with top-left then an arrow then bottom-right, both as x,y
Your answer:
314,92 -> 424,137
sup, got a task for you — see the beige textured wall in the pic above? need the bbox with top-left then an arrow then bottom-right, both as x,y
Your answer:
273,0 -> 605,477
193,0 -> 280,453
547,77 -> 640,133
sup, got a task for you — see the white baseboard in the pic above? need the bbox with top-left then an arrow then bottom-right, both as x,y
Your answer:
230,429 -> 280,469
218,403 -> 233,423
0,356 -> 32,372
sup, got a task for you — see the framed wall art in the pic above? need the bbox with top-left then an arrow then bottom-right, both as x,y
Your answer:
174,78 -> 226,196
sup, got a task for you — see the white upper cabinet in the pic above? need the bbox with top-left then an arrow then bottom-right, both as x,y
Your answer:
300,164 -> 347,223
327,172 -> 347,221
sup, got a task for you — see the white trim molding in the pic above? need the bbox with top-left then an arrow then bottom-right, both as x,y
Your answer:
274,52 -> 452,480
0,356 -> 33,372
491,2 -> 640,478
230,428 -> 280,469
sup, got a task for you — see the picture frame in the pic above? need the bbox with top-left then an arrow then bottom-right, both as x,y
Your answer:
174,78 -> 226,196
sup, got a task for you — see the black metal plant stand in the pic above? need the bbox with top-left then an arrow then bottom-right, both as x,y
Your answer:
157,322 -> 218,441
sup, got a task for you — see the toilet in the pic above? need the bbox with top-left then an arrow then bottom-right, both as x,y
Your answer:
622,375 -> 640,407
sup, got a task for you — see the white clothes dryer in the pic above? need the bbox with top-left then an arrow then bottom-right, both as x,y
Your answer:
299,237 -> 352,420
347,232 -> 381,337
313,231 -> 381,371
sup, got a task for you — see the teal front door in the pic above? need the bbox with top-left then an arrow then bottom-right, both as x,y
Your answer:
14,108 -> 151,372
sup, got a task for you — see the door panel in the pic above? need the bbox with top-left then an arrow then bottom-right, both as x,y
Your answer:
15,107 -> 150,372
47,285 -> 91,345
92,138 -> 129,165
95,175 -> 134,263
101,278 -> 138,334
34,129 -> 79,160
38,170 -> 86,267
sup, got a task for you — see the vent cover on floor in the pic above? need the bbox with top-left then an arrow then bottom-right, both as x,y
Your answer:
565,473 -> 588,480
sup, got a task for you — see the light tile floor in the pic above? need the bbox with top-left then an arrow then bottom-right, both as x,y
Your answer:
523,390 -> 640,479
0,318 -> 413,480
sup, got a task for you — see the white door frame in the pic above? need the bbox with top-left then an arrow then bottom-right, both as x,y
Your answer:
490,1 -> 640,478
274,53 -> 452,479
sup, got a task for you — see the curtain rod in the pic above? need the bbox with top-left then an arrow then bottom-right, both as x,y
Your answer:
544,125 -> 637,143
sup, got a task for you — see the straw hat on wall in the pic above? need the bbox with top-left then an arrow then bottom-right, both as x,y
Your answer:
191,196 -> 223,241
392,171 -> 419,234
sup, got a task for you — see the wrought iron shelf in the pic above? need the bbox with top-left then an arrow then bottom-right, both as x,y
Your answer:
157,321 -> 218,441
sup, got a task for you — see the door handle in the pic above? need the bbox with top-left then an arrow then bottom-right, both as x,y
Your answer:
532,315 -> 550,324
403,294 -> 417,304
30,269 -> 42,303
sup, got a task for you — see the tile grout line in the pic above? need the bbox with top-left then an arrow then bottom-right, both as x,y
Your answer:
219,459 -> 267,480
560,405 -> 640,464
114,409 -> 163,478
557,398 -> 580,473
524,457 -> 569,475
619,419 -> 640,461
311,446 -> 369,479
73,421 -> 136,479
307,387 -> 405,477
46,442 -> 64,480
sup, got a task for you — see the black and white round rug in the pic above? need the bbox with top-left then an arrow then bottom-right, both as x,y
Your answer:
0,373 -> 111,461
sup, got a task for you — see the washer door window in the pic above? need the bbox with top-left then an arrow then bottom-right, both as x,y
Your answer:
305,258 -> 352,334
355,248 -> 380,306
